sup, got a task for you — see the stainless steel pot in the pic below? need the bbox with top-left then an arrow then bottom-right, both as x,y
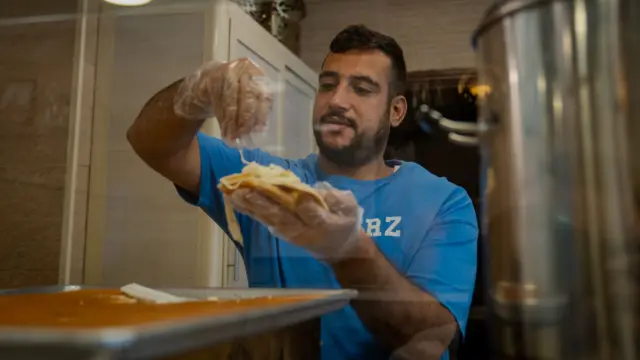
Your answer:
468,0 -> 639,359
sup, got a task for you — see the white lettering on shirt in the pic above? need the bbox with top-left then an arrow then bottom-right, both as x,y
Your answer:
363,217 -> 403,238
365,218 -> 382,237
384,216 -> 402,237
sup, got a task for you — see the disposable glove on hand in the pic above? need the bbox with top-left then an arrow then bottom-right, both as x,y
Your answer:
228,182 -> 364,262
173,58 -> 273,142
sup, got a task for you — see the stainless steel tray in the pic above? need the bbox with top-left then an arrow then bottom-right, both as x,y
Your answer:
0,286 -> 357,359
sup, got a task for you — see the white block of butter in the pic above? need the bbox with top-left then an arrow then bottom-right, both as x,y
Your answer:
120,283 -> 193,304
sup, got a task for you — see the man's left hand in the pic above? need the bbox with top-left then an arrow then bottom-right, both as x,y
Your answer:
228,183 -> 363,261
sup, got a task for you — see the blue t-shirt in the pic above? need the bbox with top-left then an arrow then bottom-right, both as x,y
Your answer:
177,133 -> 478,360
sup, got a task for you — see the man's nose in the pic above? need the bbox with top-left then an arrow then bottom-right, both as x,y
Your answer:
328,84 -> 351,111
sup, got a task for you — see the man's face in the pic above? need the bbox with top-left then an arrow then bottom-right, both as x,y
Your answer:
312,50 -> 404,168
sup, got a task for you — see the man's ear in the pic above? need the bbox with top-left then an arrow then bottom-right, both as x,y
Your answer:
389,95 -> 408,127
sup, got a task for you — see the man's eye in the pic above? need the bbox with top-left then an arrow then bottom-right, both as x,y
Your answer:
353,86 -> 372,95
319,83 -> 336,92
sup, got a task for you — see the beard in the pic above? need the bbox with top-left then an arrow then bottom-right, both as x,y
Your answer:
314,109 -> 391,168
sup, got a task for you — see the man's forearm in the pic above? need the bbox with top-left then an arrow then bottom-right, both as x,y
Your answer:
127,79 -> 204,160
331,232 -> 457,357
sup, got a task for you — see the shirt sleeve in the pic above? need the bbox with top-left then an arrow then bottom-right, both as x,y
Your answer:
175,132 -> 288,238
405,186 -> 479,336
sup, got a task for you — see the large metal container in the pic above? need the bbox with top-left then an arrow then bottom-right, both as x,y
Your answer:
470,0 -> 640,359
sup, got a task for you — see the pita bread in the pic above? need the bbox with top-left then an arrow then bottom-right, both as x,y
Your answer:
218,161 -> 328,244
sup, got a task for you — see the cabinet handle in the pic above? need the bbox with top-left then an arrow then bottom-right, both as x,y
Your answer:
234,250 -> 240,282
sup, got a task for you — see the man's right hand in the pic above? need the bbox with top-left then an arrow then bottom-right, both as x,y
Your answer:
173,58 -> 273,142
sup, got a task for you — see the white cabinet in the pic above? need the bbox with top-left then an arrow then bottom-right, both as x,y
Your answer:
226,4 -> 317,158
282,69 -> 316,159
67,0 -> 318,289
223,3 -> 318,287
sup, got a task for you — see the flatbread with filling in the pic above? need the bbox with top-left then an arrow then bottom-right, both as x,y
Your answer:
218,161 -> 328,244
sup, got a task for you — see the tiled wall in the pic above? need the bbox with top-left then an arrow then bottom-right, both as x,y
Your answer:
300,0 -> 493,72
0,1 -> 78,288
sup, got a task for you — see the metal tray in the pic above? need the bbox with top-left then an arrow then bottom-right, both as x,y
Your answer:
0,286 -> 357,359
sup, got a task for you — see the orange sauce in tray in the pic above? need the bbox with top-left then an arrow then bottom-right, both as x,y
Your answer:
0,289 -> 323,329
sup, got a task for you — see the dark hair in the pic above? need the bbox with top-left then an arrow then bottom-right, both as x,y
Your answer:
328,24 -> 407,96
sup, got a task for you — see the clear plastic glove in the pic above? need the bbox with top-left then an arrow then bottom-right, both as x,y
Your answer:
173,58 -> 273,143
228,182 -> 364,262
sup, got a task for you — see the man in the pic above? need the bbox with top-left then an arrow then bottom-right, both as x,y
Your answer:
128,24 -> 477,360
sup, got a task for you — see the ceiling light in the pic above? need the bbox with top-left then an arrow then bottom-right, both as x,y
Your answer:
103,0 -> 153,6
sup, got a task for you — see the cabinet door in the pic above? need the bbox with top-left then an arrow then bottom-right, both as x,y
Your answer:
282,69 -> 316,159
228,7 -> 283,156
229,42 -> 282,155
223,2 -> 318,288
226,4 -> 281,288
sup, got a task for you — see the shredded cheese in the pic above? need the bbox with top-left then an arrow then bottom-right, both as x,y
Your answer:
218,154 -> 328,244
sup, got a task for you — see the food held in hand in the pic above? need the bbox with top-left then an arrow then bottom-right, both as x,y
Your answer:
218,161 -> 328,243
